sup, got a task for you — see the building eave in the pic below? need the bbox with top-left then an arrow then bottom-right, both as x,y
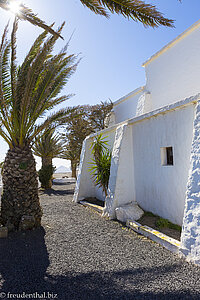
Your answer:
142,19 -> 200,68
114,86 -> 145,107
88,93 -> 200,139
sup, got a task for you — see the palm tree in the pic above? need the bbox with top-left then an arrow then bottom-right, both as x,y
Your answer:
1,0 -> 179,30
33,128 -> 64,188
0,20 -> 78,230
60,105 -> 94,179
33,128 -> 64,169
61,146 -> 80,179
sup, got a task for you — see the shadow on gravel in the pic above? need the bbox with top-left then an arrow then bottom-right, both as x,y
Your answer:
0,230 -> 199,300
53,181 -> 74,186
41,188 -> 74,196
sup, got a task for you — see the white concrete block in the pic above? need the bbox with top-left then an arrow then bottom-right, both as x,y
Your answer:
115,202 -> 144,223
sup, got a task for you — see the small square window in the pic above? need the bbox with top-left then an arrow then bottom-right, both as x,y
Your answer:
161,147 -> 174,166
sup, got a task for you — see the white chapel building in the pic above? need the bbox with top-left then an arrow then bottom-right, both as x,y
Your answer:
74,20 -> 200,265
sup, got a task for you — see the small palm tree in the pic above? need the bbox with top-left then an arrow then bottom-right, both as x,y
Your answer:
33,128 -> 64,188
33,128 -> 64,169
0,20 -> 78,230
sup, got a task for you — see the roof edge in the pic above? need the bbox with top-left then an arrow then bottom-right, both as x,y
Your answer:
87,93 -> 200,139
114,86 -> 145,107
142,19 -> 200,67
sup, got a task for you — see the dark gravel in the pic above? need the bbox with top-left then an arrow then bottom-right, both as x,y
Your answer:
1,180 -> 200,300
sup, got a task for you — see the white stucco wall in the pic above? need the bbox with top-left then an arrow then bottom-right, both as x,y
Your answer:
180,100 -> 200,264
144,23 -> 200,110
73,136 -> 95,202
103,123 -> 136,218
113,87 -> 145,124
132,103 -> 195,225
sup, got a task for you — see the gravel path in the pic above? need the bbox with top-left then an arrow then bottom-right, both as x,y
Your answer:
1,180 -> 200,300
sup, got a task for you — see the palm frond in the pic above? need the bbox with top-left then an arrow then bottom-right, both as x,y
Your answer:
29,108 -> 71,142
10,17 -> 18,106
80,0 -> 175,27
80,0 -> 109,17
0,22 -> 78,148
33,128 -> 64,159
15,29 -> 49,113
0,1 -> 63,38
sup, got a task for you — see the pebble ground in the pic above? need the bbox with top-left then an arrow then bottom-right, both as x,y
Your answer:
1,180 -> 200,300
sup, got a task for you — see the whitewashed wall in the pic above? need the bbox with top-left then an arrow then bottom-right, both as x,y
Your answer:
75,97 -> 196,225
132,103 -> 195,225
145,24 -> 200,111
113,88 -> 144,124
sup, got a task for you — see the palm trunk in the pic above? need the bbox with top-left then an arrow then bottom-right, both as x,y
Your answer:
71,160 -> 77,179
41,156 -> 53,189
42,157 -> 52,168
0,145 -> 42,231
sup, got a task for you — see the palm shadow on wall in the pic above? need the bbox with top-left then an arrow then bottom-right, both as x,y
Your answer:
0,228 -> 199,300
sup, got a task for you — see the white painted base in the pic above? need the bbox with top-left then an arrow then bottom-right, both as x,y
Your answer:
127,220 -> 180,254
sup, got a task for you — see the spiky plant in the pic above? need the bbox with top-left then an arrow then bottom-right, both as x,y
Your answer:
89,134 -> 111,197
0,20 -> 78,230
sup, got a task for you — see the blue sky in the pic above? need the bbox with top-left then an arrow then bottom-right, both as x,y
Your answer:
0,0 -> 200,169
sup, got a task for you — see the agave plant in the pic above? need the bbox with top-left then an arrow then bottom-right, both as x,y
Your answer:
89,134 -> 111,197
0,19 -> 78,230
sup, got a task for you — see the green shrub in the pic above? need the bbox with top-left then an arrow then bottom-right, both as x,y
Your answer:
144,211 -> 156,217
38,164 -> 55,189
156,217 -> 182,232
